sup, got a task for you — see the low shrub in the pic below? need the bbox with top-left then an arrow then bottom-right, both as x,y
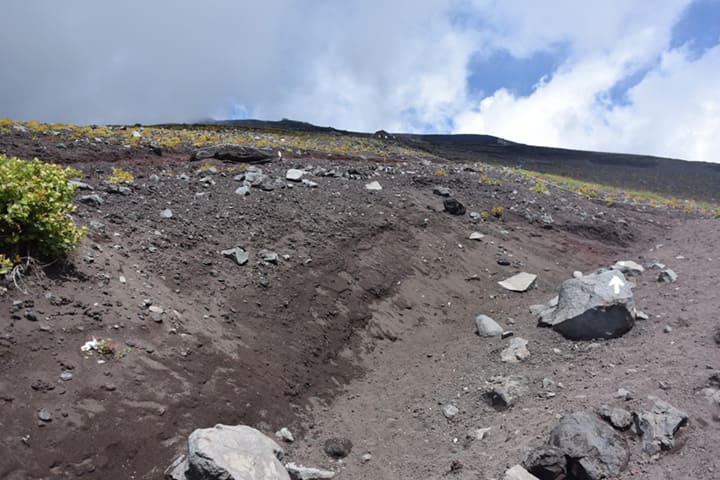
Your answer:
107,167 -> 134,184
0,155 -> 87,270
491,206 -> 504,218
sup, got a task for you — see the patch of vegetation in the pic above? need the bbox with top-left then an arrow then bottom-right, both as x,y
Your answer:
434,169 -> 447,177
0,155 -> 87,273
491,206 -> 504,218
530,180 -> 547,194
480,211 -> 489,221
107,167 -> 134,184
480,174 -> 501,186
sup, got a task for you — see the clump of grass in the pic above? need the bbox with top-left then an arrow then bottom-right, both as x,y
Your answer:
480,174 -> 501,186
435,169 -> 447,177
491,206 -> 504,218
480,211 -> 489,221
107,167 -> 134,184
530,180 -> 547,194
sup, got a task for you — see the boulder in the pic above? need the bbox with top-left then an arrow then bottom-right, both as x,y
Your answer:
635,397 -> 688,455
538,269 -> 636,340
526,412 -> 629,480
475,314 -> 503,337
191,144 -> 274,164
166,424 -> 290,480
498,272 -> 537,292
443,198 -> 466,215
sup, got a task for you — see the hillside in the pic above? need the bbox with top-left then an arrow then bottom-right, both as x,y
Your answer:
0,120 -> 719,479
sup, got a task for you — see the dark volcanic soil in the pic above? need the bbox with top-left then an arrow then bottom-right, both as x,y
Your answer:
1,133 -> 719,480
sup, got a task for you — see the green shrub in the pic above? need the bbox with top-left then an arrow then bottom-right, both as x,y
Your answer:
480,211 -> 489,221
107,167 -> 134,183
491,206 -> 504,218
0,155 -> 87,267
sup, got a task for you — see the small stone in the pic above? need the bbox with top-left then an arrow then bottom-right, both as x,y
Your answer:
615,388 -> 632,400
275,427 -> 294,443
103,383 -> 117,392
501,337 -> 530,363
361,453 -> 372,463
365,181 -> 382,191
119,276 -> 126,284
222,247 -> 249,266
469,232 -> 485,241
470,427 -> 491,440
504,465 -> 540,480
285,463 -> 335,480
663,325 -> 673,333
433,186 -> 451,197
443,198 -> 466,215
496,258 -> 511,266
148,305 -> 164,315
38,408 -> 52,422
286,169 -> 305,182
658,269 -> 678,283
234,185 -> 250,196
79,194 -> 103,207
258,250 -> 279,264
475,314 -> 503,337
60,371 -> 73,382
488,375 -> 528,407
25,311 -> 38,322
442,404 -> 459,419
572,271 -> 583,278
498,272 -> 536,292
323,438 -> 353,459
611,260 -> 644,275
160,208 -> 173,218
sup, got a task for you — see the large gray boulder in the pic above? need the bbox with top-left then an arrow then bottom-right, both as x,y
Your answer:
538,269 -> 636,340
526,412 -> 629,480
191,144 -> 274,164
166,424 -> 290,480
635,397 -> 688,455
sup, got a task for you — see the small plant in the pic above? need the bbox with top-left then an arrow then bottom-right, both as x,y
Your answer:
197,162 -> 216,172
107,167 -> 134,184
577,185 -> 598,199
0,155 -> 87,264
0,254 -> 12,275
530,180 -> 547,194
435,169 -> 447,177
480,211 -> 489,221
480,175 -> 501,186
491,206 -> 504,218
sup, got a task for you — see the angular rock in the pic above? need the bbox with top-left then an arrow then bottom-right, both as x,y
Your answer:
611,260 -> 644,275
501,337 -> 530,363
222,247 -> 249,266
79,194 -> 103,207
191,144 -> 274,164
538,269 -> 636,340
504,465 -> 540,480
657,269 -> 677,283
301,179 -> 319,188
531,412 -> 629,480
433,186 -> 451,197
443,198 -> 466,215
160,208 -> 173,219
498,272 -> 537,292
365,181 -> 382,191
523,447 -> 567,479
323,438 -> 352,459
286,169 -> 305,182
285,463 -> 335,480
469,232 -> 485,241
475,314 -> 503,337
598,404 -> 633,430
258,250 -> 279,264
442,404 -> 459,419
235,186 -> 250,196
487,375 -> 528,407
275,427 -> 294,443
635,397 -> 688,455
166,424 -> 289,480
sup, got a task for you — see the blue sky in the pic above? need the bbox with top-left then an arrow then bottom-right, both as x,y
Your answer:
1,0 -> 719,162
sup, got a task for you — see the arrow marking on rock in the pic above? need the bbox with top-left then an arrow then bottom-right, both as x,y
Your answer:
609,275 -> 624,295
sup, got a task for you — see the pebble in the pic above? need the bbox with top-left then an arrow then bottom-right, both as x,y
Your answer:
160,208 -> 173,218
37,408 -> 52,422
60,371 -> 73,382
442,404 -> 459,419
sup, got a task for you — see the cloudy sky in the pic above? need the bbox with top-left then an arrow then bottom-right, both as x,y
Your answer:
1,1 -> 719,162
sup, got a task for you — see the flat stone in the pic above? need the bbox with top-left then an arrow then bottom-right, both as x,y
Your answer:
475,314 -> 503,337
258,250 -> 279,264
234,186 -> 250,196
658,269 -> 678,283
286,169 -> 304,182
611,260 -> 644,275
222,247 -> 249,266
433,186 -> 451,197
285,463 -> 335,480
38,408 -> 52,422
498,272 -> 537,292
501,337 -> 530,363
79,194 -> 103,207
365,181 -> 382,191
469,232 -> 485,241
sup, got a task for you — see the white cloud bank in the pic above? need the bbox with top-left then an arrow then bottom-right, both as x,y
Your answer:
0,0 -> 718,162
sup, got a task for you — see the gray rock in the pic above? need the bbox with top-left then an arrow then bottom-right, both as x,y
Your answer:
365,181 -> 382,191
501,337 -> 530,363
235,186 -> 251,196
69,180 -> 93,190
538,269 -> 636,340
635,397 -> 688,455
598,404 -> 633,430
475,314 -> 503,337
443,198 -> 466,215
79,194 -> 103,207
60,371 -> 73,382
38,408 -> 52,422
160,208 -> 173,219
433,186 -> 451,197
611,260 -> 644,275
649,261 -> 666,270
301,179 -> 319,188
191,144 -> 274,164
285,463 -> 335,480
258,250 -> 279,264
498,272 -> 537,292
523,447 -> 566,479
323,438 -> 352,459
504,465 -> 540,480
166,424 -> 289,480
658,269 -> 678,283
234,174 -> 246,182
222,247 -> 249,266
487,375 -> 528,407
286,169 -> 304,182
442,404 -> 459,419
531,412 -> 629,480
469,232 -> 485,241
572,270 -> 583,279
275,427 -> 294,443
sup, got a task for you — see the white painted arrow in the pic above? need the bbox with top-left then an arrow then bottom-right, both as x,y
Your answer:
609,275 -> 625,295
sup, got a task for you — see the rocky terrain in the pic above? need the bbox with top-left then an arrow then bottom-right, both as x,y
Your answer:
0,123 -> 719,479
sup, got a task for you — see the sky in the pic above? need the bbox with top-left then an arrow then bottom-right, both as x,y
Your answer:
1,1 -> 719,162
